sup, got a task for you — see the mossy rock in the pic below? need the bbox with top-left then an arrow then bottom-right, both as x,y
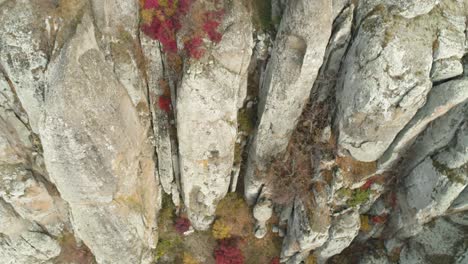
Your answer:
432,160 -> 467,185
251,0 -> 274,31
348,189 -> 371,208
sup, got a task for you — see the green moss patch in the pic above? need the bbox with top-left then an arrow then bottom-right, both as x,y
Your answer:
251,0 -> 274,31
432,160 -> 467,185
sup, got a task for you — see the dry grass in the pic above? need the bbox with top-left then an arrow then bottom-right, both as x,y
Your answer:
213,193 -> 282,263
53,231 -> 96,264
336,156 -> 377,185
266,98 -> 335,208
215,193 -> 254,238
240,229 -> 282,264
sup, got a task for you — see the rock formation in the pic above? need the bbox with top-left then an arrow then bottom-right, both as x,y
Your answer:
0,0 -> 466,263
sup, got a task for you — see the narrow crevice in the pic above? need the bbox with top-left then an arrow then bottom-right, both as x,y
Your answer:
160,44 -> 184,207
233,44 -> 266,194
0,197 -> 24,220
432,74 -> 464,86
20,235 -> 50,259
0,66 -> 30,129
0,66 -> 62,197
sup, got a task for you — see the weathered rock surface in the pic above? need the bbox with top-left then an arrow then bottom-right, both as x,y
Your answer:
1,0 -> 467,263
253,191 -> 273,239
281,197 -> 330,264
141,33 -> 181,207
245,0 -> 333,204
177,0 -> 253,230
399,214 -> 468,264
1,1 -> 160,263
42,12 -> 159,263
378,78 -> 468,171
387,122 -> 467,240
336,4 -> 435,162
314,209 -> 360,264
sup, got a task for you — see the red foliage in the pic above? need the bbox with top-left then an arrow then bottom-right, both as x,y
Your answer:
371,215 -> 387,224
174,217 -> 191,234
158,96 -> 172,113
141,0 -> 224,58
144,0 -> 159,9
361,179 -> 373,190
270,257 -> 280,264
214,239 -> 244,264
184,37 -> 205,59
141,0 -> 190,52
390,192 -> 397,209
202,10 -> 224,43
178,0 -> 192,15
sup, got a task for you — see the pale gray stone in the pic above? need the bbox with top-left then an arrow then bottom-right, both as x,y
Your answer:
281,199 -> 330,263
388,123 -> 467,239
177,0 -> 253,230
400,215 -> 467,264
40,13 -> 159,264
245,0 -> 333,203
336,7 -> 435,162
314,209 -> 361,263
378,79 -> 468,171
141,33 -> 180,207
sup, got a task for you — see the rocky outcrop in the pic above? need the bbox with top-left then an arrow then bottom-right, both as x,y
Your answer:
1,1 -> 160,263
314,209 -> 360,264
378,79 -> 468,171
387,120 -> 467,240
1,0 -> 467,263
336,5 -> 433,162
281,199 -> 330,264
177,0 -> 253,230
42,12 -> 159,263
245,0 -> 333,204
399,213 -> 468,264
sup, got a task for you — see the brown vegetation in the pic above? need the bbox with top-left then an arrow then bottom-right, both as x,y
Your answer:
53,231 -> 96,264
266,98 -> 335,208
336,156 -> 377,184
214,193 -> 282,264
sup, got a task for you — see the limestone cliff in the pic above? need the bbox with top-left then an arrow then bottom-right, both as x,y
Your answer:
0,0 -> 466,263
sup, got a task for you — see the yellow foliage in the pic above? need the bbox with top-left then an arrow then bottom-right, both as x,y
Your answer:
141,9 -> 155,24
215,193 -> 254,238
306,254 -> 316,264
183,253 -> 199,264
212,219 -> 231,240
336,156 -> 377,183
360,215 -> 371,232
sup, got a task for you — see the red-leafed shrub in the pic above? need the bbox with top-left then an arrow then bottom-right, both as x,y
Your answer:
202,10 -> 224,43
214,239 -> 244,264
361,179 -> 373,190
390,192 -> 397,209
158,96 -> 172,113
184,37 -> 205,59
140,0 -> 224,59
174,217 -> 191,234
371,215 -> 387,224
144,0 -> 159,9
270,257 -> 280,264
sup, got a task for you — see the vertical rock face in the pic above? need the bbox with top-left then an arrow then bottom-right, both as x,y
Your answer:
1,1 -> 160,263
336,0 -> 466,163
399,213 -> 468,264
388,121 -> 467,239
1,0 -> 468,263
336,7 -> 433,162
177,0 -> 253,230
141,34 -> 181,207
315,209 -> 360,263
245,0 -> 333,203
42,13 -> 159,263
